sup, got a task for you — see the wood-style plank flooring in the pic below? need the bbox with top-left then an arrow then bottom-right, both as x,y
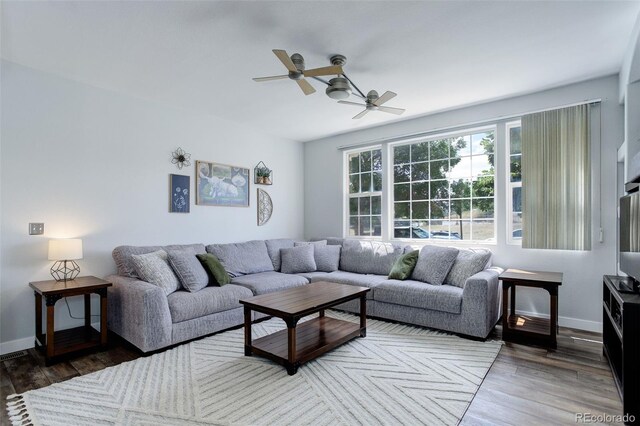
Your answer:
0,325 -> 622,425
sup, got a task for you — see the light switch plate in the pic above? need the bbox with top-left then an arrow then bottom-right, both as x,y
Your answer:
29,223 -> 44,235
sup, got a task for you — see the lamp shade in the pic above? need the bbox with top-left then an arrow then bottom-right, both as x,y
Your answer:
48,239 -> 83,261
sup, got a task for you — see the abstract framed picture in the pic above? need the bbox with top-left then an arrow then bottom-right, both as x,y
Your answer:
196,161 -> 250,207
169,174 -> 190,213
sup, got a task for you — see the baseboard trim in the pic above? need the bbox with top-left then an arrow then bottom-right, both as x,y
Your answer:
0,322 -> 102,355
516,309 -> 602,333
0,336 -> 34,355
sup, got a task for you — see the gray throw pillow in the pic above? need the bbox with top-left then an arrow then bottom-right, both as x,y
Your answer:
280,245 -> 317,274
167,250 -> 209,292
411,245 -> 459,285
445,248 -> 492,288
265,239 -> 295,271
314,245 -> 341,272
294,240 -> 328,247
131,250 -> 181,295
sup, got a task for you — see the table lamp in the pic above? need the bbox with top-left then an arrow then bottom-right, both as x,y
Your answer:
48,239 -> 83,281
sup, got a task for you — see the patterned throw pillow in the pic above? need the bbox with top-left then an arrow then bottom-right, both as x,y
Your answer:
167,250 -> 209,292
314,245 -> 341,272
445,249 -> 492,288
411,245 -> 459,285
388,250 -> 419,280
196,253 -> 231,286
131,250 -> 181,295
280,245 -> 317,274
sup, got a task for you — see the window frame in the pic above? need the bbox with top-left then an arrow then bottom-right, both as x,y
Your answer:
388,125 -> 497,244
343,145 -> 384,239
506,120 -> 523,245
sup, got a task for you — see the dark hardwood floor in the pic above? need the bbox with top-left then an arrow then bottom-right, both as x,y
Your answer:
0,325 -> 623,425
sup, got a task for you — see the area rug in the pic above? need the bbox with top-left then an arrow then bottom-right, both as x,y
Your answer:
6,311 -> 501,426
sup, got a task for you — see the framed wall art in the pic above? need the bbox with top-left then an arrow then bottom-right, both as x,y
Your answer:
169,174 -> 190,213
196,161 -> 250,207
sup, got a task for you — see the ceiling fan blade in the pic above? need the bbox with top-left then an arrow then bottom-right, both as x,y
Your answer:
378,106 -> 406,115
338,100 -> 366,107
373,91 -> 397,106
353,110 -> 369,119
252,75 -> 289,82
303,65 -> 343,77
296,78 -> 316,95
273,49 -> 298,72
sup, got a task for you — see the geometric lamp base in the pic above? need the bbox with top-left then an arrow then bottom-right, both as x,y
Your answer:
50,260 -> 80,281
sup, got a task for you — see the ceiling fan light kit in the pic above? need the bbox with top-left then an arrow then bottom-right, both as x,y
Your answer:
253,49 -> 405,119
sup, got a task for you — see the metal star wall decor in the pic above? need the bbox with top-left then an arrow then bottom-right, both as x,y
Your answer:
171,147 -> 191,170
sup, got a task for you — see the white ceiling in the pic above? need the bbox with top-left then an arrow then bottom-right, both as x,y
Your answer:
2,1 -> 639,142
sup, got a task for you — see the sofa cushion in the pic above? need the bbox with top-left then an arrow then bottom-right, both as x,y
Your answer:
388,250 -> 419,280
112,244 -> 205,278
196,253 -> 231,286
308,270 -> 387,299
314,245 -> 341,272
131,250 -> 181,295
411,245 -> 459,285
206,240 -> 273,278
167,250 -> 209,292
340,240 -> 406,275
296,271 -> 333,281
265,239 -> 295,271
231,271 -> 309,295
280,245 -> 317,274
167,284 -> 253,323
294,240 -> 327,247
375,280 -> 463,314
445,248 -> 492,288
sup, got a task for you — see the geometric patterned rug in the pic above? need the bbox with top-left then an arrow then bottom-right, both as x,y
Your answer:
6,311 -> 501,426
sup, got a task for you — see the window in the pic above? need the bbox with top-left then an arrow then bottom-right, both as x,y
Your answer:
347,148 -> 382,237
392,128 -> 496,242
507,121 -> 522,243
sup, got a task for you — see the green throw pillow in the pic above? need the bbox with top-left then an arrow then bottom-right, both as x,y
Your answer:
196,253 -> 231,286
388,250 -> 419,280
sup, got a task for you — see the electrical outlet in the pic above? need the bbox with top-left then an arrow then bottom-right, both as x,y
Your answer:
29,223 -> 44,235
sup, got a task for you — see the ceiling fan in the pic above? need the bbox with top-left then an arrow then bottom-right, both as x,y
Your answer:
338,90 -> 406,119
252,49 -> 343,95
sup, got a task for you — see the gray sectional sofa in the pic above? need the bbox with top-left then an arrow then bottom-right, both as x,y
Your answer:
107,238 -> 502,353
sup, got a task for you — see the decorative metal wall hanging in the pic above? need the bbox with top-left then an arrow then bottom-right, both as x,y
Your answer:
196,161 -> 250,207
169,174 -> 190,213
171,147 -> 191,170
254,161 -> 272,185
257,189 -> 273,226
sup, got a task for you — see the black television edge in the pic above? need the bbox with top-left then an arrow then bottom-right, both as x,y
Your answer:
620,180 -> 640,293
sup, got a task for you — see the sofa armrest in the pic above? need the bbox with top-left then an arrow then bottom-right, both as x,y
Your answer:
461,267 -> 503,337
107,274 -> 172,353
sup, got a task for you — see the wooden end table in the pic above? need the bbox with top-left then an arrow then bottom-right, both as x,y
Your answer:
29,276 -> 112,365
240,281 -> 369,375
499,269 -> 563,349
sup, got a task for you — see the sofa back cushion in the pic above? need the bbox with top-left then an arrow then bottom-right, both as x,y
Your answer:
445,248 -> 492,288
112,243 -> 205,278
206,240 -> 273,278
340,240 -> 406,275
411,245 -> 459,285
265,239 -> 295,271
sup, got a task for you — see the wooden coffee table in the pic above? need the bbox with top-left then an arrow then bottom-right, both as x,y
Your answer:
239,281 -> 369,375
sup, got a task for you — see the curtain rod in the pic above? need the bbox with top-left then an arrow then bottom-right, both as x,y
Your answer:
337,98 -> 602,150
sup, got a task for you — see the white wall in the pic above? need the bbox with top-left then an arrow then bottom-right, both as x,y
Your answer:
304,75 -> 623,332
0,61 -> 304,353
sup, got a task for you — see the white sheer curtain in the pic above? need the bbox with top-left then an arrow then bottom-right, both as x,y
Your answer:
521,104 -> 591,250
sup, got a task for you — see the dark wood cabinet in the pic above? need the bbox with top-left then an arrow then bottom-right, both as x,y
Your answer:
602,275 -> 640,423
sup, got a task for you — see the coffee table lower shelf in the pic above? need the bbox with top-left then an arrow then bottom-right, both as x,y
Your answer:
248,316 -> 362,375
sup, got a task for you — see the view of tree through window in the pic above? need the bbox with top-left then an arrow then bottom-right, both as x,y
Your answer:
348,148 -> 382,237
393,129 -> 496,241
508,123 -> 522,241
